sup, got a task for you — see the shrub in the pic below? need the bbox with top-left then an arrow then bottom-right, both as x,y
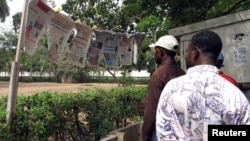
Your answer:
0,86 -> 147,140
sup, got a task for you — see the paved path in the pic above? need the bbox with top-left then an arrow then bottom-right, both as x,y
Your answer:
0,82 -> 119,96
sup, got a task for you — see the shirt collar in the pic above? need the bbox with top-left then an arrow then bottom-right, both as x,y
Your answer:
186,65 -> 219,74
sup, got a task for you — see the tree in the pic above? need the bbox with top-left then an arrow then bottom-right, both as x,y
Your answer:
61,0 -> 136,84
12,12 -> 21,34
0,0 -> 10,22
61,0 -> 250,78
62,0 -> 127,32
5,0 -> 250,82
123,0 -> 250,28
0,31 -> 17,75
122,0 -> 250,73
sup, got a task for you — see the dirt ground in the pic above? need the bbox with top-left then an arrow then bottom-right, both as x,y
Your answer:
0,81 -> 120,96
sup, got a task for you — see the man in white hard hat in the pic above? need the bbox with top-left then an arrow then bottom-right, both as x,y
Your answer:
141,35 -> 185,141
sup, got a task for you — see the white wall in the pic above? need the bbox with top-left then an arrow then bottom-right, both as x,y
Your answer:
0,70 -> 150,77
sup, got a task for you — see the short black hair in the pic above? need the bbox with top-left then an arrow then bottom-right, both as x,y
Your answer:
191,30 -> 222,61
164,48 -> 176,57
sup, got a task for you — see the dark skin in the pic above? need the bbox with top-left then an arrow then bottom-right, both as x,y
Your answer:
154,46 -> 175,65
186,42 -> 250,99
185,43 -> 217,69
141,46 -> 177,141
241,84 -> 250,91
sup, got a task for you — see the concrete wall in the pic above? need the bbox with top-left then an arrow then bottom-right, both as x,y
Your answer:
100,122 -> 143,141
168,9 -> 250,83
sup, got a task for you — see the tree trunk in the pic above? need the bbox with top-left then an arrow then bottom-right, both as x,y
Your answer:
61,73 -> 73,83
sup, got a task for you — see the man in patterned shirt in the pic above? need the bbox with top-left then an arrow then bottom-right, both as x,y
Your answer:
156,30 -> 250,141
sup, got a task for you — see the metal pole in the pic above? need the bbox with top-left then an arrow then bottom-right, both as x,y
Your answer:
6,0 -> 29,125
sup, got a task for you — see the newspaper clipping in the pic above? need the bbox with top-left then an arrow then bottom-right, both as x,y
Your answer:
103,32 -> 124,67
24,0 -> 55,57
66,23 -> 92,68
46,13 -> 75,65
119,34 -> 134,65
87,30 -> 110,67
232,35 -> 248,66
133,33 -> 146,64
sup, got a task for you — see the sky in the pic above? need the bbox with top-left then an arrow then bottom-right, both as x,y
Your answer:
1,0 -> 66,31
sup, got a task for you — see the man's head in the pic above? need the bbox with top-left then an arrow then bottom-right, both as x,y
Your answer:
149,35 -> 178,64
185,30 -> 222,69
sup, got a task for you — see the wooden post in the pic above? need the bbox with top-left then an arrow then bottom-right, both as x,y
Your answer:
6,62 -> 19,125
154,30 -> 157,70
6,0 -> 29,125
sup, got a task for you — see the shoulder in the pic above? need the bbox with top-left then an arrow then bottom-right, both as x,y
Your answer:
219,72 -> 238,86
161,75 -> 187,92
218,76 -> 246,100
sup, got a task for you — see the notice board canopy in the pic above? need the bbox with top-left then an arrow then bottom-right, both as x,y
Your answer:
168,9 -> 250,83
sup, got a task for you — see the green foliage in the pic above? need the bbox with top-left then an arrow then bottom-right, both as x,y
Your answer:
0,86 -> 147,140
0,96 -> 10,139
0,76 -> 150,85
132,0 -> 250,27
19,76 -> 33,83
12,12 -> 22,34
136,15 -> 161,32
2,0 -> 249,85
0,31 -> 17,74
62,0 -> 126,32
0,0 -> 9,22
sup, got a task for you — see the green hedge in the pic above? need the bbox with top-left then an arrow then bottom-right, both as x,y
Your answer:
0,76 -> 149,84
0,86 -> 147,141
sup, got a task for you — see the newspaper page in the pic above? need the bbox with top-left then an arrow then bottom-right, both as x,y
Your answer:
24,0 -> 55,57
133,33 -> 146,64
232,35 -> 248,66
66,23 -> 92,68
118,34 -> 134,65
46,13 -> 75,65
103,32 -> 124,67
87,30 -> 109,67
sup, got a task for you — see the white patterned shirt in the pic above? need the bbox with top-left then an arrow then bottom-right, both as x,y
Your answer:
156,65 -> 250,141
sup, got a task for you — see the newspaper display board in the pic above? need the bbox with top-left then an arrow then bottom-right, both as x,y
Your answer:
8,0 -> 149,126
21,0 -> 147,68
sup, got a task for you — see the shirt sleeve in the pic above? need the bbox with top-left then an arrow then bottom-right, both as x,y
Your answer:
142,75 -> 163,141
156,82 -> 186,141
238,96 -> 250,125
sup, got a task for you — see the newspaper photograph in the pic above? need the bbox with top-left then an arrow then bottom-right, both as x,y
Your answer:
66,23 -> 92,68
23,0 -> 55,57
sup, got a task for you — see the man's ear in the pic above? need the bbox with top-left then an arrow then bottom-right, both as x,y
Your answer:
193,46 -> 200,59
159,48 -> 164,56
